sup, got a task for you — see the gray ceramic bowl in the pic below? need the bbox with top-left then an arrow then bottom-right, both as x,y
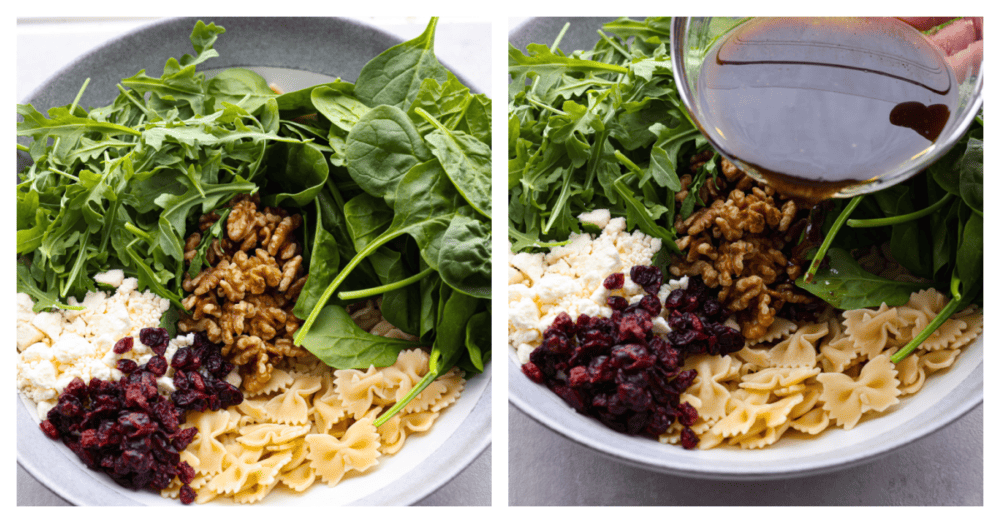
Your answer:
17,17 -> 491,506
508,16 -> 983,480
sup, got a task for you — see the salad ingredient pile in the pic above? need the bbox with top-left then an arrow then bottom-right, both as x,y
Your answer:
18,17 -> 490,504
508,17 -> 982,451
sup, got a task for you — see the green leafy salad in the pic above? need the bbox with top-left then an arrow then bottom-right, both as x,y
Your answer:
508,17 -> 982,363
17,17 -> 492,423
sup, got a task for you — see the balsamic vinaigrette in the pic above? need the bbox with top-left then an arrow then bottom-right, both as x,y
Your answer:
696,17 -> 958,206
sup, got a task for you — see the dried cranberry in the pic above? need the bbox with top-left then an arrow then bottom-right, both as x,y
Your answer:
113,337 -> 134,354
139,327 -> 170,355
606,296 -> 628,310
179,484 -> 196,504
522,362 -> 544,383
63,377 -> 88,399
117,359 -> 138,375
638,295 -> 662,316
677,402 -> 699,427
680,427 -> 699,449
177,461 -> 196,484
173,427 -> 198,451
146,355 -> 168,377
630,265 -> 663,294
603,273 -> 625,289
171,347 -> 200,372
39,420 -> 60,439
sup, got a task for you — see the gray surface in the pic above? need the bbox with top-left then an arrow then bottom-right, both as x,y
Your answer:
509,404 -> 982,505
17,17 -> 491,507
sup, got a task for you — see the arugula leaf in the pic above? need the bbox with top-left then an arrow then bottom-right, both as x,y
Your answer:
16,263 -> 85,312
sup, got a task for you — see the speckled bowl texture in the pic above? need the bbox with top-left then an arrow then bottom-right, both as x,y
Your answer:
508,16 -> 984,480
17,17 -> 491,506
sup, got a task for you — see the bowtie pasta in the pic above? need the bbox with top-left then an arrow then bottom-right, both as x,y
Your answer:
672,288 -> 982,449
162,302 -> 466,504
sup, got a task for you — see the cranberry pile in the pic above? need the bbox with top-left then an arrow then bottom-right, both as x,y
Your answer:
40,329 -> 243,504
522,268 -> 744,449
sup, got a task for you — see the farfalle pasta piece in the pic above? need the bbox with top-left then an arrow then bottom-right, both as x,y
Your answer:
279,461 -> 317,492
682,355 -> 739,421
306,417 -> 382,486
312,373 -> 347,432
749,317 -> 798,345
185,409 -> 238,477
205,447 -> 265,496
789,406 -> 830,435
766,322 -> 826,368
739,366 -> 819,392
710,392 -> 802,438
843,303 -> 902,359
334,366 -> 386,419
890,348 -> 927,396
230,452 -> 292,504
919,348 -> 961,372
237,423 -> 310,448
730,420 -> 792,449
379,349 -> 430,403
429,368 -> 465,413
951,307 -> 983,349
376,410 -> 441,455
817,353 -> 901,430
244,367 -> 295,397
236,398 -> 272,425
263,374 -> 323,424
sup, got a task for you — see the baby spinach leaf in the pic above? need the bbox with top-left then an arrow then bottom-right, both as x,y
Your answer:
293,199 -> 342,319
463,310 -> 490,373
343,192 -> 393,251
262,142 -> 329,207
355,17 -> 449,110
345,105 -> 432,201
300,304 -> 421,369
795,248 -> 926,310
275,80 -> 354,118
437,214 -> 491,299
416,108 -> 492,219
311,86 -> 371,134
959,137 -> 983,213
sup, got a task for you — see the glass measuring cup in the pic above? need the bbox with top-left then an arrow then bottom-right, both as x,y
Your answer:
669,17 -> 983,200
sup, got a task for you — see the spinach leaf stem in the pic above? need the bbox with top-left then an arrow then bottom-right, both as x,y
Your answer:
847,193 -> 954,228
337,267 -> 435,301
804,195 -> 863,282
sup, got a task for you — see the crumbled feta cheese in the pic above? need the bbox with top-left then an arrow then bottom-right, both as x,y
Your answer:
577,209 -> 611,229
93,269 -> 125,288
15,275 -> 182,419
508,213 -> 688,364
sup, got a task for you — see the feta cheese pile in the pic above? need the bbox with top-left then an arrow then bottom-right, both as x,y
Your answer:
16,270 -> 190,418
508,210 -> 687,364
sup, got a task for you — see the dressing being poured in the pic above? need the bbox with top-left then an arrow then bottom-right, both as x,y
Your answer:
696,17 -> 958,205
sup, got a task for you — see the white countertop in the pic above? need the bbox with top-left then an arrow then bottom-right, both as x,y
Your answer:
15,16 -> 490,507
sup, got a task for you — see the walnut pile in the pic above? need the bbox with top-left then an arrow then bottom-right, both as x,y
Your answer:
178,195 -> 309,393
669,157 -> 816,340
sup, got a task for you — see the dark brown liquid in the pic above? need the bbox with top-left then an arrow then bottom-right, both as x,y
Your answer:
697,17 -> 957,205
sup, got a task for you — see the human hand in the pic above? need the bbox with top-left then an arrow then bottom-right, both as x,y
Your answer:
897,17 -> 983,82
